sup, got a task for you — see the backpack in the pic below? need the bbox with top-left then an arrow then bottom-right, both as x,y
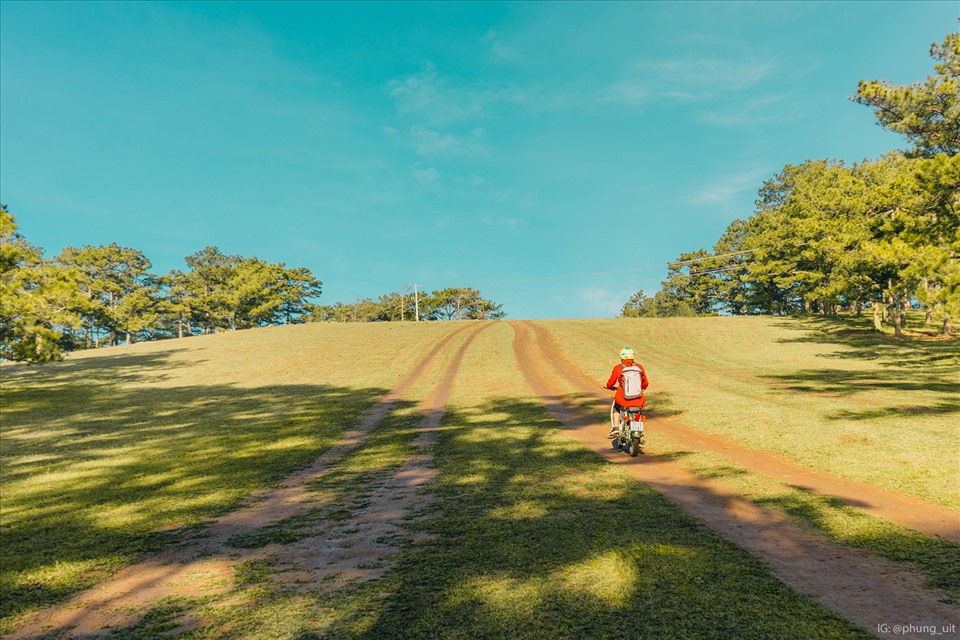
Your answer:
620,364 -> 644,400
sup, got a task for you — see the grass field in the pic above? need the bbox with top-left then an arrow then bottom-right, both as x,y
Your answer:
0,321 -> 462,632
547,315 -> 959,508
1,316 -> 957,637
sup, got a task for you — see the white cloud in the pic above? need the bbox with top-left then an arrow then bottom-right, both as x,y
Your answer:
603,56 -> 775,106
388,63 -> 484,124
698,93 -> 803,128
409,125 -> 487,157
411,167 -> 441,183
577,286 -> 631,318
386,65 -> 557,125
688,168 -> 770,207
484,29 -> 522,62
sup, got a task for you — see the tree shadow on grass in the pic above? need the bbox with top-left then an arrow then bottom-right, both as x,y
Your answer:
772,317 -> 959,369
765,318 -> 960,419
1,348 -> 391,628
756,488 -> 960,601
340,397 -> 869,640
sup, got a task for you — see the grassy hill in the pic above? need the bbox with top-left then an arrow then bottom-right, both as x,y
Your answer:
2,316 -> 956,638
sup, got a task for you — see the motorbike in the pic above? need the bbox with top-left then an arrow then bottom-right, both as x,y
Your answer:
610,402 -> 645,456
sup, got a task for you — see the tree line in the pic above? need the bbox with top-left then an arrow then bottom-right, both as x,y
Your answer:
623,32 -> 959,336
313,287 -> 504,323
0,217 -> 326,361
0,212 -> 505,362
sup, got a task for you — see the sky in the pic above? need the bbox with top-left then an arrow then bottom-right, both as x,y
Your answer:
1,1 -> 957,319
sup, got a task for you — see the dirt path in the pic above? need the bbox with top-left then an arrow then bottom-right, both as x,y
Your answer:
8,323 -> 489,640
529,321 -> 959,541
511,320 -> 959,640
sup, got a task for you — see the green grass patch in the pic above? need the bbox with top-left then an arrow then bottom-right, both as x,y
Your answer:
543,316 -> 960,509
331,323 -> 870,638
646,438 -> 960,603
4,317 -> 950,638
0,322 -> 461,633
159,323 -> 868,638
344,406 -> 866,638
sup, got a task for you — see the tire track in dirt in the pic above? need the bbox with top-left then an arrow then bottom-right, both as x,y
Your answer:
528,321 -> 959,541
7,323 -> 487,640
511,320 -> 958,639
268,322 -> 489,593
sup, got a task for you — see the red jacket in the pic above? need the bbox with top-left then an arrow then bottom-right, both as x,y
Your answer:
606,360 -> 648,407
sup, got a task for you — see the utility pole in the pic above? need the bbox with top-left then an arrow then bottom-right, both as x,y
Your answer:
407,284 -> 421,322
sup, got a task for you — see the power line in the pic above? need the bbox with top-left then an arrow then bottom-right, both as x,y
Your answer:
669,247 -> 764,266
688,265 -> 749,276
670,242 -> 810,267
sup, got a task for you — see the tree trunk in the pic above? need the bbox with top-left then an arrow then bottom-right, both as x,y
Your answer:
126,331 -> 131,346
872,303 -> 883,332
854,301 -> 862,317
944,312 -> 952,337
892,297 -> 903,337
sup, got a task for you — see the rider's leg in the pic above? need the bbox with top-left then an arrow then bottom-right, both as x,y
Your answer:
609,404 -> 621,437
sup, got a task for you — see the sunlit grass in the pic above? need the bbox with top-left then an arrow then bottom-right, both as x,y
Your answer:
327,322 -> 869,638
545,317 -> 959,601
0,321 -> 463,633
4,316 -> 946,637
544,316 -> 960,508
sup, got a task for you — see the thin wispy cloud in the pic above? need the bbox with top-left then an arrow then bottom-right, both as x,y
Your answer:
699,93 -> 803,128
386,64 -> 562,124
604,56 -> 775,106
388,63 -> 485,124
688,169 -> 770,208
484,29 -> 522,62
576,286 -> 632,318
411,167 -> 441,183
408,125 -> 488,157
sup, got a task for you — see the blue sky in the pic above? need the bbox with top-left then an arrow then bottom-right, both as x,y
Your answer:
1,1 -> 956,319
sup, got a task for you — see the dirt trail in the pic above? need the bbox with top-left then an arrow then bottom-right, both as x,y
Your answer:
529,321 -> 959,541
8,323 -> 488,640
511,320 -> 959,640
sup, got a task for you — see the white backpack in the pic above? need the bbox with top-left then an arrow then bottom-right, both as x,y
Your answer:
620,364 -> 644,400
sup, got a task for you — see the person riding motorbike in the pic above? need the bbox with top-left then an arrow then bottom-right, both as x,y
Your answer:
604,347 -> 648,438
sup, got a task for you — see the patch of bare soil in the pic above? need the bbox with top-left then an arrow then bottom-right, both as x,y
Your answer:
511,321 -> 959,640
7,324 -> 487,640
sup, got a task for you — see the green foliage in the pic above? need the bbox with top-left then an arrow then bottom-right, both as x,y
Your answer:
57,242 -> 157,347
314,287 -> 505,322
626,32 -> 960,334
0,206 -> 86,361
424,287 -> 506,320
0,224 -> 325,358
853,31 -> 960,157
620,289 -> 695,318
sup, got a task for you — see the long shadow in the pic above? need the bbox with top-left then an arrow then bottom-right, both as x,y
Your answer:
756,489 -> 960,601
773,317 -> 960,369
765,318 -> 960,419
344,397 -> 869,640
1,348 -> 390,626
